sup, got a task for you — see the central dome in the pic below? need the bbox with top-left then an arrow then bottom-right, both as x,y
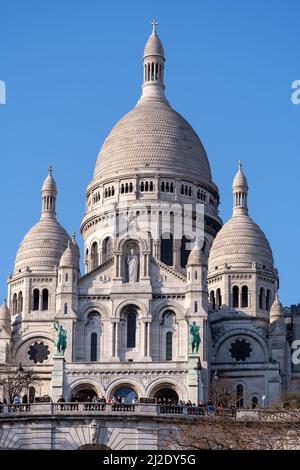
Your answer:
93,99 -> 212,183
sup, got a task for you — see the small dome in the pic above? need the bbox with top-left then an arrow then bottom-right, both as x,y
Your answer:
270,293 -> 283,320
208,214 -> 274,272
59,241 -> 79,268
0,300 -> 10,321
233,161 -> 248,190
42,166 -> 57,193
143,32 -> 164,58
14,218 -> 70,273
188,241 -> 205,266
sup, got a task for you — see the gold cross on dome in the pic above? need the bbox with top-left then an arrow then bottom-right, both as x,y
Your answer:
151,19 -> 158,34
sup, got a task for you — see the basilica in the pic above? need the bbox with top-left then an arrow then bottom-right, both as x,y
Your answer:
0,24 -> 297,408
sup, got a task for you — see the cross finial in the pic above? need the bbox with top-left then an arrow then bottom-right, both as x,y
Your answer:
48,164 -> 53,176
238,160 -> 242,170
151,19 -> 158,34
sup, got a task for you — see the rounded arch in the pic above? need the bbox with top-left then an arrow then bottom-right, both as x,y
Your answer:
106,378 -> 145,400
147,378 -> 189,402
114,299 -> 148,319
69,379 -> 105,400
13,332 -> 54,357
155,301 -> 186,323
117,235 -> 148,252
212,329 -> 269,363
78,303 -> 110,322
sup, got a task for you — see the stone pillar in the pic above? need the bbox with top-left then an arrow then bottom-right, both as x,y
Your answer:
51,355 -> 65,402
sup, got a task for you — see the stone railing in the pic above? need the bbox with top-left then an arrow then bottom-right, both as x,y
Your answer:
0,402 -> 208,418
1,403 -> 298,421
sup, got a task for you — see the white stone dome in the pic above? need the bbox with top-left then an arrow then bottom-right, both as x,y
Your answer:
208,214 -> 274,272
14,218 -> 70,273
14,168 -> 71,274
0,300 -> 10,321
59,240 -> 79,269
93,99 -> 212,183
208,162 -> 274,273
143,32 -> 164,58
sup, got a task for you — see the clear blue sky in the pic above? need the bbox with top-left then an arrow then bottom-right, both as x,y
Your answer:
0,0 -> 299,306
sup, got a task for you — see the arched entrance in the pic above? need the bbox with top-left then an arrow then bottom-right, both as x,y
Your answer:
71,384 -> 99,402
111,385 -> 138,404
153,386 -> 179,404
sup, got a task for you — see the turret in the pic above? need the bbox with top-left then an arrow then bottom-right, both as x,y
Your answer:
41,165 -> 57,219
139,20 -> 167,102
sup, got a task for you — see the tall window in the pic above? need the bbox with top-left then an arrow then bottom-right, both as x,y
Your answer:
241,286 -> 248,308
42,289 -> 49,311
166,332 -> 173,361
232,286 -> 239,308
236,384 -> 244,408
90,332 -> 97,361
91,242 -> 99,269
64,303 -> 68,315
17,291 -> 23,314
216,289 -> 222,309
180,236 -> 191,268
160,233 -> 173,266
12,293 -> 17,315
103,237 -> 113,262
259,287 -> 265,310
210,290 -> 216,310
127,310 -> 137,348
266,289 -> 271,311
33,289 -> 39,311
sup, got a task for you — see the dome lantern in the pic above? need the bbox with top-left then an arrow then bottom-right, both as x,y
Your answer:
41,165 -> 57,219
232,161 -> 249,216
140,20 -> 166,102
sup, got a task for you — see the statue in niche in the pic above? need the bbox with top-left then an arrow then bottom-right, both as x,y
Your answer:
189,321 -> 201,354
127,248 -> 139,283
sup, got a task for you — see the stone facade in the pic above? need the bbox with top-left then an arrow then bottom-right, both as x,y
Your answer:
0,24 -> 296,410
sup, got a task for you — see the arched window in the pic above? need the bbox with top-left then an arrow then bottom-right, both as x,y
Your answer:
160,233 -> 173,266
17,291 -> 23,314
210,290 -> 216,310
194,301 -> 198,313
170,183 -> 174,193
150,181 -> 154,191
91,242 -> 99,269
236,384 -> 244,408
33,289 -> 39,311
266,289 -> 271,311
141,181 -> 145,192
145,181 -> 149,192
252,396 -> 258,409
166,332 -> 173,361
127,310 -> 137,348
29,386 -> 35,403
129,182 -> 133,192
232,286 -> 239,308
42,289 -> 49,311
161,181 -> 165,192
259,287 -> 265,310
216,288 -> 222,310
241,286 -> 248,308
90,332 -> 98,361
65,273 -> 68,282
180,236 -> 191,268
12,293 -> 17,315
64,303 -> 68,315
103,236 -> 113,262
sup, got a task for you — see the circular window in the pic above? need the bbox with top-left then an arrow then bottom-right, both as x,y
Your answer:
28,341 -> 50,364
229,339 -> 252,362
